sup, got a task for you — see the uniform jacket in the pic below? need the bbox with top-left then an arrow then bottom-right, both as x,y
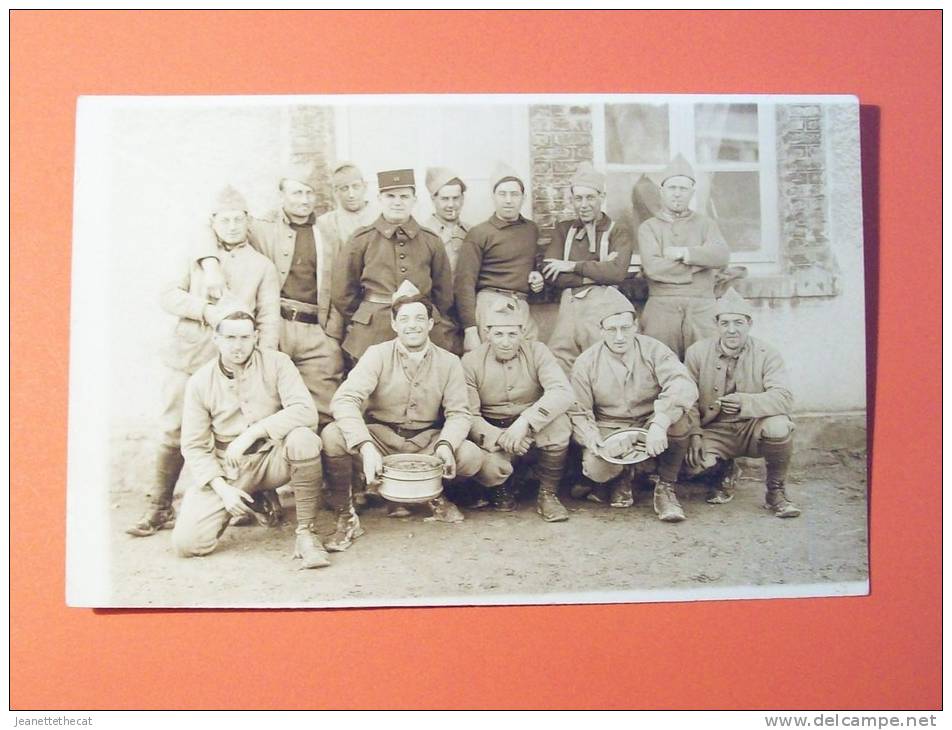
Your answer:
545,213 -> 634,289
330,339 -> 472,452
461,340 -> 574,450
569,336 -> 698,449
638,210 -> 730,297
316,204 -> 379,265
161,238 -> 281,374
425,214 -> 470,275
455,214 -> 544,329
181,348 -> 319,489
684,334 -> 793,429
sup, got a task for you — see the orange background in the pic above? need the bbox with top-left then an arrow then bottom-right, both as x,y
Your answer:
10,10 -> 941,709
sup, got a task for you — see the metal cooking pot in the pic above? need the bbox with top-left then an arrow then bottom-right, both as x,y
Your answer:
378,453 -> 444,504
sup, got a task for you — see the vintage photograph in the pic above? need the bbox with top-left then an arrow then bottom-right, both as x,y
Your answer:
65,93 -> 869,608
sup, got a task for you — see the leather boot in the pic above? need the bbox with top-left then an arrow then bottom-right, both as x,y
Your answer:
427,495 -> 465,523
706,459 -> 738,504
126,444 -> 184,537
765,480 -> 801,518
761,434 -> 799,517
320,453 -> 364,547
610,469 -> 634,508
325,506 -> 364,552
293,526 -> 331,569
653,478 -> 686,522
490,478 -> 517,512
535,446 -> 569,522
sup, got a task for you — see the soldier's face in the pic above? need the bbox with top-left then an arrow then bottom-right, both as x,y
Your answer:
433,184 -> 464,223
391,301 -> 433,351
487,325 -> 523,361
660,176 -> 695,214
214,318 -> 258,367
280,179 -> 318,218
571,185 -> 604,223
333,171 -> 367,213
716,314 -> 752,351
379,187 -> 416,224
600,312 -> 636,355
211,210 -> 249,245
493,181 -> 524,221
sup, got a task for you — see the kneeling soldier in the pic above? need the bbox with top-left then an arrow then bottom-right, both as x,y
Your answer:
684,288 -> 800,517
569,288 -> 698,522
321,281 -> 484,523
172,308 -> 341,569
462,300 -> 574,522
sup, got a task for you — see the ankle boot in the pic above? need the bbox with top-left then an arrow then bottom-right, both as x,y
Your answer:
706,459 -> 738,504
653,478 -> 686,522
765,479 -> 801,518
126,444 -> 184,537
427,495 -> 465,523
325,506 -> 365,552
534,446 -> 568,521
293,526 -> 331,569
490,479 -> 517,512
610,469 -> 634,508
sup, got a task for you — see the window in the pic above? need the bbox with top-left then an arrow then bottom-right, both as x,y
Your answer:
594,101 -> 779,270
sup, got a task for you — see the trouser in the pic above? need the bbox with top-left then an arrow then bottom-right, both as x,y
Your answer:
321,421 -> 485,488
472,442 -> 569,492
548,286 -> 620,374
474,289 -> 539,342
172,427 -> 322,557
640,295 -> 717,360
686,415 -> 795,483
580,413 -> 693,484
279,310 -> 344,428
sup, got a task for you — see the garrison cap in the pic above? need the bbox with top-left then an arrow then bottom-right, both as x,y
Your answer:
483,298 -> 525,329
658,153 -> 696,186
391,279 -> 422,304
570,161 -> 606,195
426,167 -> 464,196
330,160 -> 364,179
714,287 -> 754,320
378,169 -> 416,192
595,287 -> 637,326
210,185 -> 249,214
279,162 -> 317,190
490,161 -> 525,193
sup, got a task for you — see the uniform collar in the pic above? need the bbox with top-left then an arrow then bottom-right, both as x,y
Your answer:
656,208 -> 695,224
573,212 -> 611,238
394,338 -> 433,359
216,238 -> 249,252
428,214 -> 468,235
717,338 -> 750,360
217,348 -> 260,379
490,213 -> 525,229
374,214 -> 420,239
281,209 -> 316,227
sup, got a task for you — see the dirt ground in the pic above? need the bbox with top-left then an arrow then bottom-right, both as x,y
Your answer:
107,447 -> 868,608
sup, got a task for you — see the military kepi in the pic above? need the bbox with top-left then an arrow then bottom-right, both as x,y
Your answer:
714,287 -> 753,320
378,169 -> 416,192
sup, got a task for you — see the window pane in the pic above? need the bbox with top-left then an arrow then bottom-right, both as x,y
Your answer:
706,171 -> 761,252
695,104 -> 759,163
605,104 -> 669,165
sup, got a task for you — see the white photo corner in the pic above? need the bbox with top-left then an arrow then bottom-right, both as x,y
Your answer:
66,93 -> 868,608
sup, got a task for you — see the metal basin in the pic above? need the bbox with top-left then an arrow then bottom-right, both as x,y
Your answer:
378,453 -> 444,504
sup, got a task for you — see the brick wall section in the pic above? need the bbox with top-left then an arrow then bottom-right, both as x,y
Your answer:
774,104 -> 839,296
529,105 -> 594,239
288,105 -> 336,216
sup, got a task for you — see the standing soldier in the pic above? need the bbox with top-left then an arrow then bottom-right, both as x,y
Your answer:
462,300 -> 574,522
126,186 -> 281,538
197,164 -> 346,428
316,161 -> 378,259
455,162 -> 545,353
684,288 -> 800,517
321,281 -> 485,523
638,154 -> 730,359
332,169 -> 455,362
569,288 -> 698,521
424,166 -> 471,355
542,162 -> 635,374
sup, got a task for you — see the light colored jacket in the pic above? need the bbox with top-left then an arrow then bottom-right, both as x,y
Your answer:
330,339 -> 472,451
684,335 -> 793,430
161,238 -> 280,373
638,210 -> 729,297
462,340 -> 573,449
181,348 -> 319,488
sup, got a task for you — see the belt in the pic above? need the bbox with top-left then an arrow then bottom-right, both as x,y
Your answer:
481,287 -> 527,300
281,304 -> 321,325
213,437 -> 270,454
485,414 -> 519,429
364,293 -> 393,305
367,419 -> 434,439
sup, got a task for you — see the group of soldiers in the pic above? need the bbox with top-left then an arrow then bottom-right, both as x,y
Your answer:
126,154 -> 800,570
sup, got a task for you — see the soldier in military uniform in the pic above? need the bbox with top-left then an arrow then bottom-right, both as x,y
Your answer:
684,288 -> 800,517
462,299 -> 574,522
638,154 -> 731,360
455,162 -> 545,352
542,162 -> 635,374
321,281 -> 485,523
316,161 -> 379,260
569,288 -> 698,522
332,169 -> 455,362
